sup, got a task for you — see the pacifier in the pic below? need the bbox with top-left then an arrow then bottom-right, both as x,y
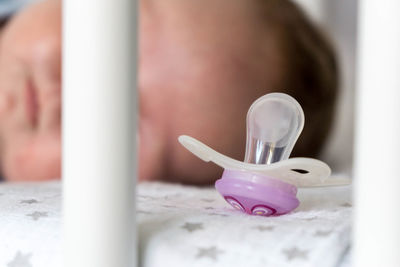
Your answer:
178,93 -> 350,216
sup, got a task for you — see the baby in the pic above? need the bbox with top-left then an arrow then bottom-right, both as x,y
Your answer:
0,0 -> 337,184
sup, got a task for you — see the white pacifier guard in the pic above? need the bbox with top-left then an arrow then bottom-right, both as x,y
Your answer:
178,135 -> 349,187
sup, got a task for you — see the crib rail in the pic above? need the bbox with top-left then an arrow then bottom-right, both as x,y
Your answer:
354,1 -> 400,266
63,0 -> 137,266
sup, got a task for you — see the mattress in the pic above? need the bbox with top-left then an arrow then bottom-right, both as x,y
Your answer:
0,180 -> 352,267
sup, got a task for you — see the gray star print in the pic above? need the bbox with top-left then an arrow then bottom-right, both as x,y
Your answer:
315,230 -> 332,237
26,211 -> 48,221
181,222 -> 203,232
161,204 -> 176,208
20,199 -> 39,204
254,225 -> 275,232
282,247 -> 308,261
305,216 -> 317,221
196,246 -> 224,260
7,251 -> 32,267
201,198 -> 215,203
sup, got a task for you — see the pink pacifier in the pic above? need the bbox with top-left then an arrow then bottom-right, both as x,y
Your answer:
179,93 -> 350,216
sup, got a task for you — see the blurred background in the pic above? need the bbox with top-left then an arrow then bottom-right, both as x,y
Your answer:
294,0 -> 358,176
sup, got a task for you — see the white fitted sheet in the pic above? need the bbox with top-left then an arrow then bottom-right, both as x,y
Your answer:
0,181 -> 352,267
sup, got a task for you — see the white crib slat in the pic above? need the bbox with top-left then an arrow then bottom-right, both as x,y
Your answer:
63,0 -> 137,266
354,1 -> 400,266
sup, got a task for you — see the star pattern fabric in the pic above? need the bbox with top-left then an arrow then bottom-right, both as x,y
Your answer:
181,222 -> 203,232
26,211 -> 48,221
0,181 -> 352,267
282,247 -> 309,261
196,246 -> 224,260
20,199 -> 38,204
315,230 -> 333,237
254,225 -> 275,232
7,251 -> 32,267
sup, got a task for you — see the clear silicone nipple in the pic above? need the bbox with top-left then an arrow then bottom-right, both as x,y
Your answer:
244,93 -> 304,165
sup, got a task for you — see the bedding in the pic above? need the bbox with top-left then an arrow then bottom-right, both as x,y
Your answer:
0,180 -> 351,267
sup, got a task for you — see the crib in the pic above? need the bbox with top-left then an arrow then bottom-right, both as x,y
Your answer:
1,0 -> 400,266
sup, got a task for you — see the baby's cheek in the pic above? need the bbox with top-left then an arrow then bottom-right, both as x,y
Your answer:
138,117 -> 167,181
2,133 -> 61,181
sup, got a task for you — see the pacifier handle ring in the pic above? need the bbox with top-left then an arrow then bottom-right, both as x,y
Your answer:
178,135 -> 348,187
245,93 -> 305,164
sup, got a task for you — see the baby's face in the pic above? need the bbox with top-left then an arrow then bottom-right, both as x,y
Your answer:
0,0 -> 283,182
0,1 -> 62,181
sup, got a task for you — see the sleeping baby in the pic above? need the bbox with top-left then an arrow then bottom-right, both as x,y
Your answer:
0,0 -> 337,184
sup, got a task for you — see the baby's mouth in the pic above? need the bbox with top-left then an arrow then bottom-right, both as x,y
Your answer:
25,79 -> 39,128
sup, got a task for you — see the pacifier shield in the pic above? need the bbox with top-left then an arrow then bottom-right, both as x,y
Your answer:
215,170 -> 299,216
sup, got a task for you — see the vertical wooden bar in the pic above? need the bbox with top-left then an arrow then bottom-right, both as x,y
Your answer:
354,1 -> 400,266
63,0 -> 137,266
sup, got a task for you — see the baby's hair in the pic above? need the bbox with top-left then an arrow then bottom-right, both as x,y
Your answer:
259,0 -> 338,157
